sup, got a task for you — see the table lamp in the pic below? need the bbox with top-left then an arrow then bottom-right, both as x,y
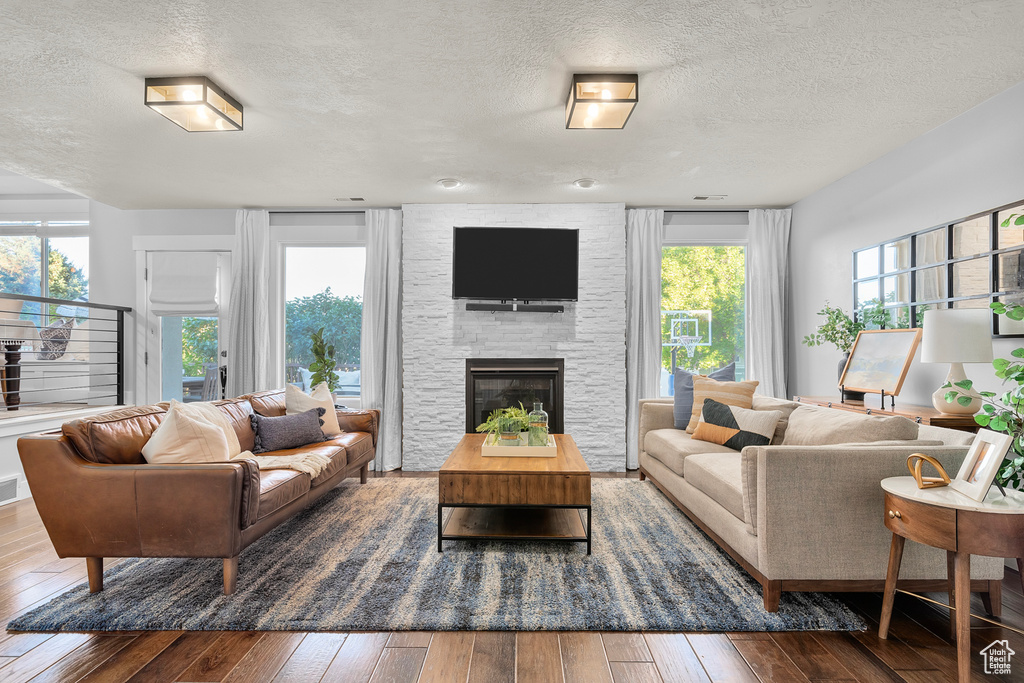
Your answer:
921,309 -> 993,415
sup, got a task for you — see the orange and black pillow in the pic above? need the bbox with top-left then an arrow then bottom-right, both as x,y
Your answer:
692,399 -> 783,450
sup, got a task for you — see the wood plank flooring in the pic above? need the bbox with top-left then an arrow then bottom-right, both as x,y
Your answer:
1,472 -> 1022,682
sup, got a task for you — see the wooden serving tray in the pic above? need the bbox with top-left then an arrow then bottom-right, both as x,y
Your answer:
481,433 -> 557,457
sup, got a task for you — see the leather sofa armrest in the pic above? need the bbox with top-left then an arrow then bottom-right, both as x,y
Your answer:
336,409 -> 380,446
18,433 -> 256,558
638,399 -> 675,459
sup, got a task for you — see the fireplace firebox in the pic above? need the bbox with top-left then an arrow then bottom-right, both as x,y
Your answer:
465,358 -> 564,434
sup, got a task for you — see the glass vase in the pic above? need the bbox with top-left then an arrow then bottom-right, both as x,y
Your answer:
498,416 -> 520,446
528,402 -> 549,447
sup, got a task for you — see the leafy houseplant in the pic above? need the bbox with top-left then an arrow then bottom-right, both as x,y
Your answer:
475,403 -> 531,444
308,327 -> 339,394
802,302 -> 864,353
943,301 -> 1024,489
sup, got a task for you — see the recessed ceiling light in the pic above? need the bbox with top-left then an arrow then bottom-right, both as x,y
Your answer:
565,74 -> 638,130
144,77 -> 243,132
573,178 -> 597,189
437,178 -> 463,189
334,197 -> 364,202
693,195 -> 727,201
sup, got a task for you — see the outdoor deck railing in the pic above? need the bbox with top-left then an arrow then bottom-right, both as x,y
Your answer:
0,292 -> 131,415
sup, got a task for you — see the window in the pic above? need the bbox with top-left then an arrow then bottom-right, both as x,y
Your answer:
161,316 -> 219,402
284,246 -> 365,395
0,221 -> 89,301
660,245 -> 746,396
852,200 -> 1024,336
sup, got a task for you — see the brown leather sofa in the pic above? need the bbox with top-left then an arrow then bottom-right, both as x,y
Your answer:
17,389 -> 379,595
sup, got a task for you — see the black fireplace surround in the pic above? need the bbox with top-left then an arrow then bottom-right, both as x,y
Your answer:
465,358 -> 564,434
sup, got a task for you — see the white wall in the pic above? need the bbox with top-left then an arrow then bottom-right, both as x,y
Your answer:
401,203 -> 627,471
89,201 -> 234,402
789,79 -> 1024,405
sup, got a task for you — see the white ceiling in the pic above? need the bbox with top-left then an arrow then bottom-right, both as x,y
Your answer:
0,1 -> 1022,210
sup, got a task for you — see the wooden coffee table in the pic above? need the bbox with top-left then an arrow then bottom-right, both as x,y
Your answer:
438,433 -> 592,554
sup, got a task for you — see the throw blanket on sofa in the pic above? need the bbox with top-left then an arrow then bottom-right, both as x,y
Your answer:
233,450 -> 332,479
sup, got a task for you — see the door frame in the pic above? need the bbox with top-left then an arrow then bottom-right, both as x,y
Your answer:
133,235 -> 233,405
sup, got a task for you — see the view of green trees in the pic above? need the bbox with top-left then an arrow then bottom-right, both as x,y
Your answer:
661,246 -> 746,376
285,288 -> 362,370
0,235 -> 88,318
181,317 -> 218,377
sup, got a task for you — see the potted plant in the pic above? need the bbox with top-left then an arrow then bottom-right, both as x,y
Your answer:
942,301 -> 1024,489
802,302 -> 866,394
308,327 -> 339,394
475,403 -> 531,446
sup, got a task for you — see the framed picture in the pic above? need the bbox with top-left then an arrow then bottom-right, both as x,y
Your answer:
839,329 -> 922,396
950,429 -> 1012,501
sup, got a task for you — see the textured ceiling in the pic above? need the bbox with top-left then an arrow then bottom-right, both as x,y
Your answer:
0,0 -> 1022,210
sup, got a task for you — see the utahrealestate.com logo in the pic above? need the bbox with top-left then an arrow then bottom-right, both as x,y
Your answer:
980,639 -> 1015,675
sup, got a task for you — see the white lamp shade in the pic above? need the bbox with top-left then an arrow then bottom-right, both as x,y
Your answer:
921,309 -> 993,363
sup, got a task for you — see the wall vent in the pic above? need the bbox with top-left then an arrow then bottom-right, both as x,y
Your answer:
0,476 -> 18,506
692,195 -> 727,201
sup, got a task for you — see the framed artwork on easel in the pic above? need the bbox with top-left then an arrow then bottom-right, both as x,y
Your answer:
839,329 -> 922,402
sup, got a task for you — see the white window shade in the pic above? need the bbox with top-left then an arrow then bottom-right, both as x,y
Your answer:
149,252 -> 219,316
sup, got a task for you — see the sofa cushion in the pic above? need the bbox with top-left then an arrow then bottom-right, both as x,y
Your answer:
248,389 -> 287,417
644,428 -> 738,477
751,395 -> 801,444
782,405 -> 918,446
142,400 -> 232,464
63,405 -> 167,464
683,452 -> 746,524
693,400 -> 783,451
686,377 -> 759,433
256,469 -> 311,521
213,398 -> 256,452
673,363 -> 735,429
330,431 -> 374,469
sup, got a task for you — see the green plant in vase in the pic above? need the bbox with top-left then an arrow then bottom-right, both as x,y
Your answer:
942,301 -> 1024,489
802,302 -> 863,353
475,403 -> 530,445
308,327 -> 339,393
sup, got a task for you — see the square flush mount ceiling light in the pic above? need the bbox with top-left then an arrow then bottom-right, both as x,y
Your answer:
565,74 -> 638,129
144,77 -> 243,132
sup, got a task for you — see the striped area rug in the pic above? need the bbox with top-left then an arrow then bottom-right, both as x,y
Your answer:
9,478 -> 865,632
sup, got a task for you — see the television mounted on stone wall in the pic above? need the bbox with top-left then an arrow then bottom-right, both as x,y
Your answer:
451,227 -> 579,301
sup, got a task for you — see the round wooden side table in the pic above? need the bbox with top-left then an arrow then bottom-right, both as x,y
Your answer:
879,476 -> 1024,683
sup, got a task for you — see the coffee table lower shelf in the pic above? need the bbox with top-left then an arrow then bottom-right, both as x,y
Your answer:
437,505 -> 591,554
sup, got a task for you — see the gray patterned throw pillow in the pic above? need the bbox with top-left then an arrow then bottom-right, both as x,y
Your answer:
37,318 -> 74,360
249,408 -> 327,453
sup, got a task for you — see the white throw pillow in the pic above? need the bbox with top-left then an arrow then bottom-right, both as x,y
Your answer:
188,401 -> 243,457
286,382 -> 342,436
142,400 -> 232,464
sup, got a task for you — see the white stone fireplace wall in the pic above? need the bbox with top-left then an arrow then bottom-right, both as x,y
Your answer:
401,203 -> 627,471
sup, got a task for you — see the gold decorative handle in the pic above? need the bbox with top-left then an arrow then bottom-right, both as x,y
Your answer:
888,510 -> 902,519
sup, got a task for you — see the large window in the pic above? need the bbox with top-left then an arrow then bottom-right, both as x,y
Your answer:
284,247 -> 365,395
0,222 -> 89,302
660,245 -> 746,396
853,200 -> 1024,336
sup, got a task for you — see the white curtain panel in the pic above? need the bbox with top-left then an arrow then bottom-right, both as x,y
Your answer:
226,209 -> 273,397
748,208 -> 792,399
361,209 -> 403,471
625,208 -> 665,470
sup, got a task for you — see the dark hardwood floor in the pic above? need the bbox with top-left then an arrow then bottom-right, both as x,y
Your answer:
0,470 -> 1021,682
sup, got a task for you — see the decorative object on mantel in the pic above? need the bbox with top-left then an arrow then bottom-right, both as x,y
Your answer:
941,301 -> 1024,490
950,429 -> 1012,501
801,302 -> 865,402
922,309 -> 992,415
907,453 -> 951,489
838,328 -> 922,409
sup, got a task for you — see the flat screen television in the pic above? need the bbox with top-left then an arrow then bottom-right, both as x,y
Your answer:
452,227 -> 579,301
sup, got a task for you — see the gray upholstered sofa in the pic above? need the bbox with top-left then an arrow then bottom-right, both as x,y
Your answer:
638,395 -> 1005,611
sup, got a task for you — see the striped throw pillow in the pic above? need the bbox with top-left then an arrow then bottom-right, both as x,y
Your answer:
686,377 -> 760,433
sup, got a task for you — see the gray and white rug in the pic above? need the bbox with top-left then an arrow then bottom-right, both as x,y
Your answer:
8,478 -> 865,632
